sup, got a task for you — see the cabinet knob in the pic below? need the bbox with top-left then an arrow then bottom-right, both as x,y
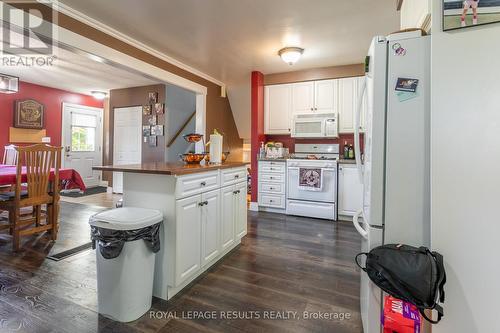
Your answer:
234,175 -> 239,179
200,182 -> 206,186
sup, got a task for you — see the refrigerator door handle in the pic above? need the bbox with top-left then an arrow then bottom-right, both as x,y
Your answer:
353,209 -> 368,240
354,77 -> 366,184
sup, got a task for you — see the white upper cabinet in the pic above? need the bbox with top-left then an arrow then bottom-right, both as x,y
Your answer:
264,84 -> 292,134
292,82 -> 315,114
357,76 -> 367,133
264,76 -> 364,135
338,77 -> 358,133
314,79 -> 337,113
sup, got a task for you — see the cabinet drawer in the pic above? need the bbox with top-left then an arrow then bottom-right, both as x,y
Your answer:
259,182 -> 285,195
259,163 -> 285,174
175,171 -> 220,199
221,167 -> 247,187
258,193 -> 285,209
259,173 -> 285,183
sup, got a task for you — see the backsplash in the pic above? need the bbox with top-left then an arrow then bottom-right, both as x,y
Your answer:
265,133 -> 364,155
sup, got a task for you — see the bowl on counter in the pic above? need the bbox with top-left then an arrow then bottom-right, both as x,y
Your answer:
183,133 -> 203,143
179,153 -> 206,164
204,151 -> 230,163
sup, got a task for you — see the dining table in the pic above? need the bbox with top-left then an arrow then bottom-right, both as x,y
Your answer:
0,164 -> 86,191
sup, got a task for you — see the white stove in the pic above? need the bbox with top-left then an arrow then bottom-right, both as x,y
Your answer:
286,144 -> 339,220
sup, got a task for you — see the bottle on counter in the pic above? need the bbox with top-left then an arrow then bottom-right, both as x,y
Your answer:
348,144 -> 354,159
343,141 -> 349,159
259,142 -> 266,158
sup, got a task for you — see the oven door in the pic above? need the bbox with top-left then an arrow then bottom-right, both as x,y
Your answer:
287,166 -> 336,203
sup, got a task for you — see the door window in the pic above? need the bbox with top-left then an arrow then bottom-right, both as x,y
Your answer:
71,113 -> 97,152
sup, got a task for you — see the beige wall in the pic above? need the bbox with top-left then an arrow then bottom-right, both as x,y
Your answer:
263,64 -> 364,85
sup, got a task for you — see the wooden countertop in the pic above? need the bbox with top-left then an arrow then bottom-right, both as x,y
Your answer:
93,162 -> 248,176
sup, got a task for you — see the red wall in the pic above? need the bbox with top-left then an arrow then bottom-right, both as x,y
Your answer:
250,72 -> 265,202
0,81 -> 103,154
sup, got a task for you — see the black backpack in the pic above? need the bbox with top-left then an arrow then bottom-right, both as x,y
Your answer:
356,244 -> 446,324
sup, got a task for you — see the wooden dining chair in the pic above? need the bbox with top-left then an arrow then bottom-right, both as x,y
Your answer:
2,144 -> 18,165
1,145 -> 19,193
0,144 -> 62,251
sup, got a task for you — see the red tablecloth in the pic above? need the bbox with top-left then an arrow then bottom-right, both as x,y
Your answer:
0,164 -> 86,191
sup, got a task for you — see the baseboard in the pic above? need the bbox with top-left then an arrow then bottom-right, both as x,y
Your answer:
249,202 -> 259,212
258,206 -> 286,214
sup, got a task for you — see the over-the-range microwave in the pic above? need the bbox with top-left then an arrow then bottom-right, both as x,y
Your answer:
291,113 -> 338,138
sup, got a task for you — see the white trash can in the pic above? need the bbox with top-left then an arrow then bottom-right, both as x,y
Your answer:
89,207 -> 163,322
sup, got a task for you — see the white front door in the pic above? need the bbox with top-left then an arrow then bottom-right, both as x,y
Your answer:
113,106 -> 142,193
62,103 -> 103,188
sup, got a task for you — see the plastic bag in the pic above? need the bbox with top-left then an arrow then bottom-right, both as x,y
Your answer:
90,223 -> 161,259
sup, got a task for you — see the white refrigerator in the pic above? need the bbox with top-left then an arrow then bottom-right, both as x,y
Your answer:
352,33 -> 431,333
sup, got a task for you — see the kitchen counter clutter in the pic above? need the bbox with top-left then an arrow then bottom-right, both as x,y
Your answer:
92,163 -> 248,301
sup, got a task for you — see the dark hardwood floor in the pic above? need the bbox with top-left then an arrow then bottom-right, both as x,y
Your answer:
0,203 -> 363,333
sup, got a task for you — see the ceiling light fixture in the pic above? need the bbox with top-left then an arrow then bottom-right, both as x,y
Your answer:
91,91 -> 107,100
278,47 -> 304,65
0,74 -> 19,94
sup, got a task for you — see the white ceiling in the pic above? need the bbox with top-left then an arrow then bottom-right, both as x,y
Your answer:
0,31 -> 159,96
58,0 -> 400,138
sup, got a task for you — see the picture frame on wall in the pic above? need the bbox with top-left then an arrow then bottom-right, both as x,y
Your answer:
154,103 -> 164,114
443,0 -> 500,31
148,135 -> 157,147
143,105 -> 152,115
151,125 -> 164,136
148,115 -> 157,126
148,92 -> 158,104
14,99 -> 45,129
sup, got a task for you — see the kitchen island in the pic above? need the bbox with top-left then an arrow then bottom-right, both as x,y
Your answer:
93,162 -> 248,300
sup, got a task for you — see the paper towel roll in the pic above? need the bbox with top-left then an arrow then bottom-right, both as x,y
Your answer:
209,133 -> 223,164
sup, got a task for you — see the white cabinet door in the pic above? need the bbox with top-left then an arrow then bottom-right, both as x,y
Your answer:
201,189 -> 220,267
338,77 -> 358,133
220,185 -> 235,251
292,82 -> 315,114
314,79 -> 336,113
175,195 -> 202,286
357,76 -> 367,132
235,181 -> 248,239
264,84 -> 292,134
338,164 -> 363,217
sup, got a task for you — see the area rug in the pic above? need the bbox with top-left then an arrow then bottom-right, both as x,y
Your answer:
60,186 -> 107,198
